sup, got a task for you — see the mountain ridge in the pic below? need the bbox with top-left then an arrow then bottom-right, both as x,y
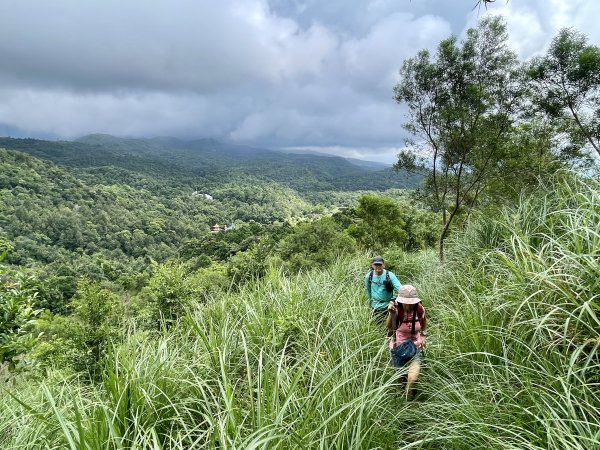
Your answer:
0,134 -> 422,192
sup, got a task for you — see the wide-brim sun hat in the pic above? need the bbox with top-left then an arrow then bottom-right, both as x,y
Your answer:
396,284 -> 421,304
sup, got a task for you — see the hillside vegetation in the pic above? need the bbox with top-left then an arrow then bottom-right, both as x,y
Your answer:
0,172 -> 597,449
0,144 -> 435,313
1,17 -> 599,450
0,135 -> 422,194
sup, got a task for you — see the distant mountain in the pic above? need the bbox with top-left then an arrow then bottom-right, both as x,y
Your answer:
275,148 -> 389,171
0,135 -> 422,192
343,157 -> 388,171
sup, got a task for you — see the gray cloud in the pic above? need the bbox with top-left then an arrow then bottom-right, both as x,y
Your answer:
0,0 -> 598,161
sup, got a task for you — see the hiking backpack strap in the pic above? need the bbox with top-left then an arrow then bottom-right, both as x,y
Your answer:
411,304 -> 418,335
369,269 -> 390,286
395,304 -> 419,335
390,304 -> 420,345
391,306 -> 397,330
368,269 -> 389,284
391,304 -> 402,344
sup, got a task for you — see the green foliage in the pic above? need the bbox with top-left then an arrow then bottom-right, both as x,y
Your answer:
188,263 -> 230,300
528,28 -> 600,159
276,216 -> 357,272
394,16 -> 525,258
0,265 -> 41,369
0,137 -> 424,313
1,172 -> 599,448
32,279 -> 123,377
71,279 -> 123,332
380,246 -> 437,283
481,122 -> 565,205
1,144 -> 416,311
140,263 -> 196,330
0,135 -> 420,197
182,222 -> 291,263
397,196 -> 440,251
0,259 -> 407,449
227,242 -> 271,283
0,237 -> 12,261
138,262 -> 231,330
409,171 -> 600,449
347,195 -> 408,252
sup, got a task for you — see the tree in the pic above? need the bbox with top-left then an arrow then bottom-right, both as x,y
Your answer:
228,243 -> 271,282
528,28 -> 600,159
69,279 -> 123,375
31,279 -> 124,377
393,16 -> 523,260
140,262 -> 204,330
277,217 -> 356,272
347,195 -> 408,252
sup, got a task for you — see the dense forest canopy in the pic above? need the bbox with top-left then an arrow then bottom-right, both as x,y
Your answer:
0,135 -> 422,194
0,136 -> 432,315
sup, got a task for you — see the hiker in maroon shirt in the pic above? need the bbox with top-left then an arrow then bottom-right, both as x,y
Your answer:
387,284 -> 427,400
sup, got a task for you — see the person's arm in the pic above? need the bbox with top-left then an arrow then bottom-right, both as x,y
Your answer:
417,304 -> 427,330
418,304 -> 427,347
364,273 -> 372,304
386,302 -> 396,337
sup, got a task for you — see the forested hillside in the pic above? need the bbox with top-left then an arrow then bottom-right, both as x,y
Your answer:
0,135 -> 422,193
1,173 -> 597,449
0,142 -> 435,314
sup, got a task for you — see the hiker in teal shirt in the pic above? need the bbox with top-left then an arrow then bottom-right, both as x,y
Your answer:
365,256 -> 402,323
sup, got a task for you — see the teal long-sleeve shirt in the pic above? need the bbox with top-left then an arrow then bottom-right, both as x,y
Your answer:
365,270 -> 402,310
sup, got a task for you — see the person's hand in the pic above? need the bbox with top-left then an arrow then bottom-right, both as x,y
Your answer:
387,300 -> 395,311
419,332 -> 427,349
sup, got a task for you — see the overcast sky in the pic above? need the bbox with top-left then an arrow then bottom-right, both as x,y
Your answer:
1,0 -> 598,163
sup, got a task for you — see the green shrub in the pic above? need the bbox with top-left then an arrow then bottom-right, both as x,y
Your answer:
0,246 -> 41,370
31,279 -> 124,378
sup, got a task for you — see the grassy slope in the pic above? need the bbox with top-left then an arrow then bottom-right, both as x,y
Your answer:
0,258 -> 412,449
1,172 -> 598,449
415,172 -> 600,449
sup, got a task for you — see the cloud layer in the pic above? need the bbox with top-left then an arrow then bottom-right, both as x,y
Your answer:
1,0 -> 598,163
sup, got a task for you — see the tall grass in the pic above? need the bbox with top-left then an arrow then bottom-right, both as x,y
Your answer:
413,172 -> 600,449
0,171 -> 598,449
0,257 -> 431,449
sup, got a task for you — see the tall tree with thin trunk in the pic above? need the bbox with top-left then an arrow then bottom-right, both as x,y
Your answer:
393,16 -> 523,260
528,28 -> 600,159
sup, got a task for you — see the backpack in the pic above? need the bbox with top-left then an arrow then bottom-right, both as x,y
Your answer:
390,340 -> 417,368
389,305 -> 419,368
368,269 -> 394,292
